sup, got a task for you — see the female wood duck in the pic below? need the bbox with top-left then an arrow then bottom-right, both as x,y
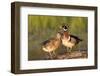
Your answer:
42,32 -> 62,59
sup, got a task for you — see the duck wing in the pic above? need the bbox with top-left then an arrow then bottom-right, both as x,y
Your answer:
42,38 -> 56,45
70,35 -> 83,44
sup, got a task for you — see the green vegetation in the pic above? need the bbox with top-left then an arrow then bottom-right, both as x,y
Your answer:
28,15 -> 88,60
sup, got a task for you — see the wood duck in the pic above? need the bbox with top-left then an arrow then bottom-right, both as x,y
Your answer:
61,25 -> 83,52
42,32 -> 62,59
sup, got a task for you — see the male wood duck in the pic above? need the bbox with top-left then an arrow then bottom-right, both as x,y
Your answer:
61,24 -> 83,52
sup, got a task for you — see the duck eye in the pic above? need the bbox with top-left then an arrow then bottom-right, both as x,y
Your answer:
62,25 -> 65,28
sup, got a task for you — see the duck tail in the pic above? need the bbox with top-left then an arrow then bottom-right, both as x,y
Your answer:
79,38 -> 83,42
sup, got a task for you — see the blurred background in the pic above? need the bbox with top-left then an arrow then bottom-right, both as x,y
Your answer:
28,15 -> 88,60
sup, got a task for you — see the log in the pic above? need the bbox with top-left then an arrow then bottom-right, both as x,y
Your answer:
56,51 -> 87,59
